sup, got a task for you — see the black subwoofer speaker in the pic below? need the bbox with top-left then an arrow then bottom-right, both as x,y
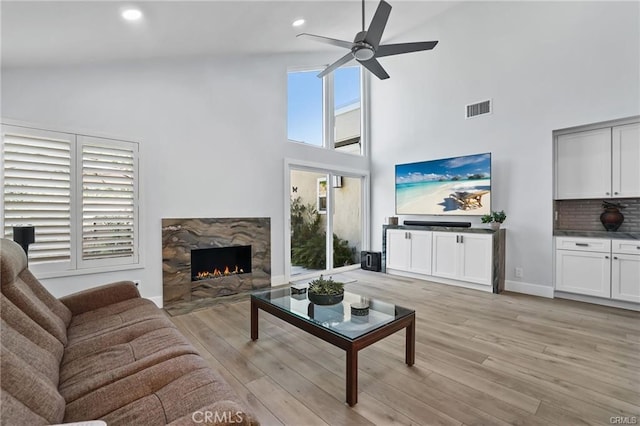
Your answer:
360,251 -> 382,272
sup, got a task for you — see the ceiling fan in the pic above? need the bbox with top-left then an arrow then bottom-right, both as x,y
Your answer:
297,0 -> 438,80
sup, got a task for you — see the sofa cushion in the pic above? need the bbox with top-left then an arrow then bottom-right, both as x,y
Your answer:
0,239 -> 72,345
60,327 -> 198,403
98,370 -> 258,426
63,317 -> 176,364
0,238 -> 26,288
100,394 -> 168,425
2,319 -> 61,388
1,344 -> 66,424
66,298 -> 166,344
1,389 -> 50,425
1,294 -> 64,363
63,354 -> 215,422
156,369 -> 252,424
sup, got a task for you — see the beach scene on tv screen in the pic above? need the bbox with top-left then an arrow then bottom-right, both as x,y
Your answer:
396,153 -> 491,215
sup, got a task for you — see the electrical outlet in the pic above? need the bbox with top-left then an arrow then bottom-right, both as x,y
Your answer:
133,280 -> 141,287
515,267 -> 523,278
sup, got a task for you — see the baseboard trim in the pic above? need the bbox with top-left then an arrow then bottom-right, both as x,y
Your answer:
504,280 -> 554,298
148,296 -> 163,308
554,291 -> 640,311
387,269 -> 493,293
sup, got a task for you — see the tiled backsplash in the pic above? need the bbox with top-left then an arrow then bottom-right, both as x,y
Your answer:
555,198 -> 640,232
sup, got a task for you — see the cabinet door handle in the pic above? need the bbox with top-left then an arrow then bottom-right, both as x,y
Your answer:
606,192 -> 610,195
605,255 -> 609,259
460,235 -> 464,244
613,256 -> 618,260
614,191 -> 619,195
575,243 -> 589,247
456,235 -> 459,243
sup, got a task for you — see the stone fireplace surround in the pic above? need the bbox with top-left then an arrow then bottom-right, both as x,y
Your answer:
162,217 -> 270,312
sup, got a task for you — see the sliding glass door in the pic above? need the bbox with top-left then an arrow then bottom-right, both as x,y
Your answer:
289,167 -> 364,279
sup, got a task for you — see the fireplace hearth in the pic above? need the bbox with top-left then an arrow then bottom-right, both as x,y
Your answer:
162,217 -> 270,310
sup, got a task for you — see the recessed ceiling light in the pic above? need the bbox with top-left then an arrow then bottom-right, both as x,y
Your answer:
122,8 -> 143,21
292,18 -> 305,27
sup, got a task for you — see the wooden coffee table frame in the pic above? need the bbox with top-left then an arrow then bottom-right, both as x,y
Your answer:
251,294 -> 415,406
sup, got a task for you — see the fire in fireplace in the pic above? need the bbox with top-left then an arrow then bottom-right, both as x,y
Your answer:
191,245 -> 252,281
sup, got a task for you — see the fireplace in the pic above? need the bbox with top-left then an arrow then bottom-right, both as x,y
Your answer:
191,245 -> 252,280
162,217 -> 270,310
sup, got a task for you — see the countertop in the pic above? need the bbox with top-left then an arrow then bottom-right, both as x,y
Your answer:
554,230 -> 640,240
383,224 -> 500,234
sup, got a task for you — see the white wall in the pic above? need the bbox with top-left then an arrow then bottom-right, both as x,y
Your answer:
370,1 -> 640,292
1,52 -> 368,301
3,1 -> 638,300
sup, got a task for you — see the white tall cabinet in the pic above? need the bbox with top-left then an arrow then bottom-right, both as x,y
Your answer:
553,117 -> 640,309
555,122 -> 640,199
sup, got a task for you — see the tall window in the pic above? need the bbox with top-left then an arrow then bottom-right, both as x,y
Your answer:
1,124 -> 139,275
287,66 -> 363,154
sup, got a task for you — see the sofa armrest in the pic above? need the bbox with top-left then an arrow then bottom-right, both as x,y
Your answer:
59,281 -> 141,315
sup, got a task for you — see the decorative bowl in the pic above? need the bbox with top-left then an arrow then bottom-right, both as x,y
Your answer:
308,292 -> 344,306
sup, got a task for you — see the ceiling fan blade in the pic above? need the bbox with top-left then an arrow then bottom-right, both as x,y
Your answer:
376,41 -> 439,58
317,52 -> 355,78
297,33 -> 353,50
365,0 -> 392,50
358,57 -> 390,80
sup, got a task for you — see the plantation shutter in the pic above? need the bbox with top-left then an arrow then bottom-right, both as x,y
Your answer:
2,126 -> 73,266
79,136 -> 138,265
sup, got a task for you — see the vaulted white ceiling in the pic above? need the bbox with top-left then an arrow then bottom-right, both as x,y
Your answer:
1,0 -> 458,67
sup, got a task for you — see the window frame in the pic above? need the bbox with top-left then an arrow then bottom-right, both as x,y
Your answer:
1,120 -> 143,278
287,65 -> 368,156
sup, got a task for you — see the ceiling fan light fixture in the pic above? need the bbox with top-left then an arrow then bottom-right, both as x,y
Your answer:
352,45 -> 374,61
292,18 -> 306,27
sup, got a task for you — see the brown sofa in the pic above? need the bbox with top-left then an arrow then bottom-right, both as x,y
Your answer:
0,238 -> 258,425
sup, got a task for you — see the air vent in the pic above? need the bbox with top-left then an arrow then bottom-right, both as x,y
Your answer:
465,99 -> 492,119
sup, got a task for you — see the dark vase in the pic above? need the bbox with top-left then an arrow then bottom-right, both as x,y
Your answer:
600,207 -> 624,231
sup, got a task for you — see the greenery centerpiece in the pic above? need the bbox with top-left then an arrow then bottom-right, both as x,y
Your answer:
481,210 -> 507,230
308,275 -> 345,305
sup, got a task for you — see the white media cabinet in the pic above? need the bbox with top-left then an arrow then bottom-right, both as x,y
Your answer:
382,225 -> 505,293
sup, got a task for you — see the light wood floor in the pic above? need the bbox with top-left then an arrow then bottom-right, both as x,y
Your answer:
170,270 -> 640,426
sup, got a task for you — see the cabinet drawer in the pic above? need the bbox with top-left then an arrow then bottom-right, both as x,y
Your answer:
612,239 -> 640,255
555,237 -> 611,252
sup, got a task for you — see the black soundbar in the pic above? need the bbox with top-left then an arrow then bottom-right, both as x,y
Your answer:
403,220 -> 472,228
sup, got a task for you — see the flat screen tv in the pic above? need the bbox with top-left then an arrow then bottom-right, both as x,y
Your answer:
395,153 -> 491,216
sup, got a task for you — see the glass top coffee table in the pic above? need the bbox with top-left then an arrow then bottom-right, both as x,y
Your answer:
251,287 -> 416,406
